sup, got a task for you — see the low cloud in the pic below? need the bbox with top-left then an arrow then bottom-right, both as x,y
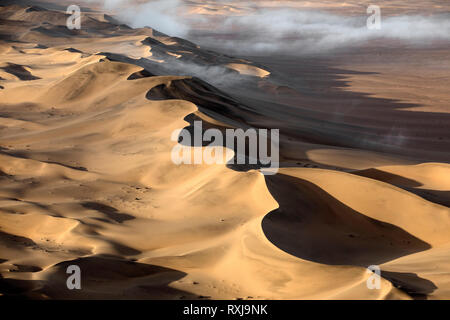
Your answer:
189,8 -> 450,54
154,59 -> 246,87
89,1 -> 450,55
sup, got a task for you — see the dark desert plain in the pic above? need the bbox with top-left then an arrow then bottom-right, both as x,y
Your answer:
0,0 -> 449,300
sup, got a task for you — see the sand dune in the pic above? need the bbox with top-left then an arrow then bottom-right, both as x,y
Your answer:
226,63 -> 270,78
0,1 -> 449,300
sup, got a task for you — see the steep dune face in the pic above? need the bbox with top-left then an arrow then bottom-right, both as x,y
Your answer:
263,168 -> 450,263
0,2 -> 449,300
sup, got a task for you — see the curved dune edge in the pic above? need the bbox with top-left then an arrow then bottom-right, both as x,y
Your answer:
0,3 -> 449,300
